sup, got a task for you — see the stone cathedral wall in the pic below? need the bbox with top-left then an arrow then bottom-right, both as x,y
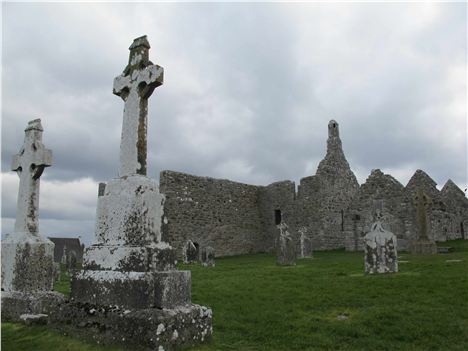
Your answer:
160,171 -> 265,258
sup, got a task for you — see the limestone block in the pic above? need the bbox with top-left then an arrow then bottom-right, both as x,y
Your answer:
1,233 -> 55,292
71,270 -> 191,309
84,242 -> 176,272
94,175 -> 165,246
200,246 -> 215,267
364,222 -> 398,274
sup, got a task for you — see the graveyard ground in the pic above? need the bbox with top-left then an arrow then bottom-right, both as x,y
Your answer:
2,240 -> 468,351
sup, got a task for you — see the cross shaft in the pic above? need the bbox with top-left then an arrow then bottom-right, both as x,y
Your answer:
113,36 -> 163,177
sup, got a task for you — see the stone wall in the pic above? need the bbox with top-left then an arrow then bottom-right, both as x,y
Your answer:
258,181 -> 296,253
160,171 -> 266,258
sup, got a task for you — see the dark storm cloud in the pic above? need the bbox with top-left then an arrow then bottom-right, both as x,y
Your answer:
2,3 -> 466,242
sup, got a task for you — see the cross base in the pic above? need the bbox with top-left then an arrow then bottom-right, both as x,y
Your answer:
71,269 -> 191,309
410,239 -> 438,255
83,243 -> 176,272
1,234 -> 55,292
49,301 -> 212,351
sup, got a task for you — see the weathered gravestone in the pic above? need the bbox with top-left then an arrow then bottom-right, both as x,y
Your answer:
200,246 -> 215,267
299,227 -> 313,258
410,188 -> 437,254
54,36 -> 212,350
364,210 -> 398,274
183,240 -> 199,263
276,222 -> 296,266
1,119 -> 64,321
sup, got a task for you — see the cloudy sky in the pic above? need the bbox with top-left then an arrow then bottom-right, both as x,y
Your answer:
1,2 -> 466,244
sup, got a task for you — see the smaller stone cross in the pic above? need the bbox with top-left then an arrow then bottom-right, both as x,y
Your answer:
413,188 -> 432,240
11,119 -> 52,235
113,35 -> 164,177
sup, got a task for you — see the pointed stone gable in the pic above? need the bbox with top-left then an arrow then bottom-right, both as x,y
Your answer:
441,179 -> 466,199
405,169 -> 439,198
360,169 -> 405,197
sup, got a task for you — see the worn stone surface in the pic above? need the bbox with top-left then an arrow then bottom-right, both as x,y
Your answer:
49,301 -> 212,351
364,215 -> 398,274
276,223 -> 296,266
200,246 -> 215,267
183,240 -> 199,264
1,291 -> 64,322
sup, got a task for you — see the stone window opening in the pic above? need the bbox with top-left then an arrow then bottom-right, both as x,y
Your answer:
461,222 -> 465,239
341,210 -> 344,231
274,209 -> 282,225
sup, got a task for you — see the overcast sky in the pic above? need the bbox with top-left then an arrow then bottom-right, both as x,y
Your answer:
1,2 -> 466,245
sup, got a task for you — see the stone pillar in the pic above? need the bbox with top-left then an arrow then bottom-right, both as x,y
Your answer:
1,119 -> 64,322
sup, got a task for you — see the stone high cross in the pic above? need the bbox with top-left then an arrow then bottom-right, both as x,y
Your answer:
113,35 -> 164,177
413,188 -> 432,239
11,119 -> 52,235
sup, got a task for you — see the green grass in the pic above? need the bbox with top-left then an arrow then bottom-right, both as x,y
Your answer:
3,240 -> 468,350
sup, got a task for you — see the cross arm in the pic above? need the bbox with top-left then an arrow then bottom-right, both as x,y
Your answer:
32,147 -> 53,168
113,74 -> 132,99
137,65 -> 164,98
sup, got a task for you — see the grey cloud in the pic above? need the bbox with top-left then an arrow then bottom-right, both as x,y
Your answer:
2,3 -> 466,239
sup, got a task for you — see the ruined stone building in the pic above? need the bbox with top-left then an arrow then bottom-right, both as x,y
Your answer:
160,120 -> 468,257
48,237 -> 84,267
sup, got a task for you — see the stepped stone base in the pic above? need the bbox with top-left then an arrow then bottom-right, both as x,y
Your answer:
1,291 -> 64,322
49,300 -> 212,351
410,239 -> 438,255
71,270 -> 191,309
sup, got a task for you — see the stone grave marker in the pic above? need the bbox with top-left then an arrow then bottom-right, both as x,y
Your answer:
364,210 -> 398,274
183,240 -> 199,263
1,119 -> 64,321
276,222 -> 296,265
299,227 -> 313,258
200,246 -> 215,267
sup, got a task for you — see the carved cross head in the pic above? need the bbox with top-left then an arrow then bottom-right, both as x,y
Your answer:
413,188 -> 432,210
11,119 -> 52,180
113,35 -> 164,101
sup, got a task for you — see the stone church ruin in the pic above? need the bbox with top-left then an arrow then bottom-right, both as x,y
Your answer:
161,120 -> 468,257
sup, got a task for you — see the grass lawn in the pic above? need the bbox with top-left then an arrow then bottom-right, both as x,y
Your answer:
2,240 -> 468,350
